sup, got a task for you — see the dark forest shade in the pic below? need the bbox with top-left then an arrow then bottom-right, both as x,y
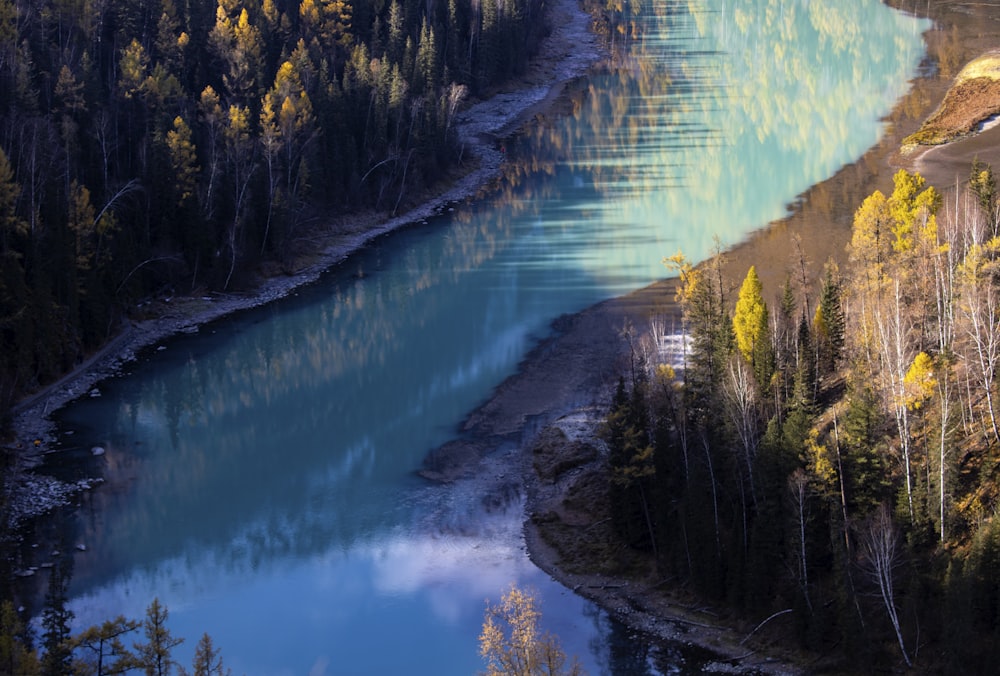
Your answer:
0,0 -> 548,420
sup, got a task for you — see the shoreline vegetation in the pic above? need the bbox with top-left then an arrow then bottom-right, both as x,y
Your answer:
2,0 -> 604,520
4,0 -> 1000,673
511,2 -> 1000,674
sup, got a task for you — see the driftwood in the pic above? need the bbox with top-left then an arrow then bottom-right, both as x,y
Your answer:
740,608 -> 794,646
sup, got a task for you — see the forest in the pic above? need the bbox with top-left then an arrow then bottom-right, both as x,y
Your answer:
603,164 -> 1000,671
0,0 -> 548,424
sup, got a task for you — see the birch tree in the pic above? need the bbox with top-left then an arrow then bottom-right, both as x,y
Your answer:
957,237 -> 1000,447
858,505 -> 911,668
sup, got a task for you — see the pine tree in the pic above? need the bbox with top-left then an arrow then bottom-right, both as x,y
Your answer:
814,261 -> 845,377
134,599 -> 183,676
72,616 -> 141,675
969,157 -> 998,234
40,559 -> 74,676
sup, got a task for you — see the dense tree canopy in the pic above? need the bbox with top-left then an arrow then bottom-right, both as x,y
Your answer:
605,166 -> 1000,671
0,0 -> 548,423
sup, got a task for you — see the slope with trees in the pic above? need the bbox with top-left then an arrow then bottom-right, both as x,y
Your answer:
0,0 -> 550,428
593,164 -> 1000,671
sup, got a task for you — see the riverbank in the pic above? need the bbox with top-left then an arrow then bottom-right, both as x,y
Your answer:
502,0 -> 1000,673
6,0 -> 1000,670
2,0 -> 605,531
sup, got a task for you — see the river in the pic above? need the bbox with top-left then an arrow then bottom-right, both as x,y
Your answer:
41,1 -> 928,673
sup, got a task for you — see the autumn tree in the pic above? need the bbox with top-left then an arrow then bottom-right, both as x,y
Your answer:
956,236 -> 1000,447
479,585 -> 583,676
969,157 -> 997,235
72,616 -> 141,675
222,103 -> 255,288
734,266 -> 766,363
0,601 -> 39,675
210,5 -> 265,106
133,598 -> 183,676
846,169 -> 942,523
191,633 -> 230,676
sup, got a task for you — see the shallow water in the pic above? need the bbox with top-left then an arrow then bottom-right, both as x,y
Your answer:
45,1 -> 928,673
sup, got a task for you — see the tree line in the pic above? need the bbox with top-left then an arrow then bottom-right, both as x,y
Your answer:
603,163 -> 1000,671
0,0 -> 548,424
0,554 -> 226,675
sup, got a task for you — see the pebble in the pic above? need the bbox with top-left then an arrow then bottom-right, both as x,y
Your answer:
4,474 -> 101,531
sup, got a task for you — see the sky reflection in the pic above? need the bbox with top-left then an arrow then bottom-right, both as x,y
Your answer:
49,0 -> 929,673
67,482 -> 600,676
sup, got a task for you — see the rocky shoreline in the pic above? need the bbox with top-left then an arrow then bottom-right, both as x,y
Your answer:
6,0 -> 1000,672
421,0 -> 1000,672
3,0 -> 605,533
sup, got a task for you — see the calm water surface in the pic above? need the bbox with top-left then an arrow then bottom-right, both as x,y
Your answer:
48,1 -> 927,673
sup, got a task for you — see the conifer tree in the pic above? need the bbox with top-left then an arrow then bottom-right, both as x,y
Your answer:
969,157 -> 998,234
134,599 -> 183,676
41,559 -> 74,676
0,601 -> 38,675
733,265 -> 773,387
191,633 -> 230,676
814,261 -> 845,377
72,616 -> 141,675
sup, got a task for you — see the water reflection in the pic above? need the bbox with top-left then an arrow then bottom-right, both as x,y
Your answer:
50,0 -> 927,673
494,0 -> 927,279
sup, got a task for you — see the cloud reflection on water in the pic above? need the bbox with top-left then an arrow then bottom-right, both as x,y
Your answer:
50,1 -> 930,673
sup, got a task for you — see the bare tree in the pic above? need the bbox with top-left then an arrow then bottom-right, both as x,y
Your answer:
858,504 -> 911,668
788,469 -> 812,613
957,237 -> 1000,447
725,356 -> 758,509
874,279 -> 917,520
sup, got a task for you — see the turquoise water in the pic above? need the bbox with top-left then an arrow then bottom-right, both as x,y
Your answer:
49,1 -> 928,673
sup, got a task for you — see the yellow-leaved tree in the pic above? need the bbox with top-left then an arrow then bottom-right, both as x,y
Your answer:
479,585 -> 583,676
733,265 -> 772,386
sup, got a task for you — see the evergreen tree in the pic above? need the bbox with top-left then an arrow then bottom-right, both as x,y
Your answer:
605,375 -> 656,551
969,157 -> 998,234
814,261 -> 845,378
40,559 -> 74,676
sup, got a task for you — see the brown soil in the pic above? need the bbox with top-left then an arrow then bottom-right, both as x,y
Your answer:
905,76 -> 1000,145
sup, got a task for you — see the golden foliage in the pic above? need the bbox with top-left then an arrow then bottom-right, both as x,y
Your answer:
733,265 -> 767,365
479,585 -> 583,676
903,352 -> 937,411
